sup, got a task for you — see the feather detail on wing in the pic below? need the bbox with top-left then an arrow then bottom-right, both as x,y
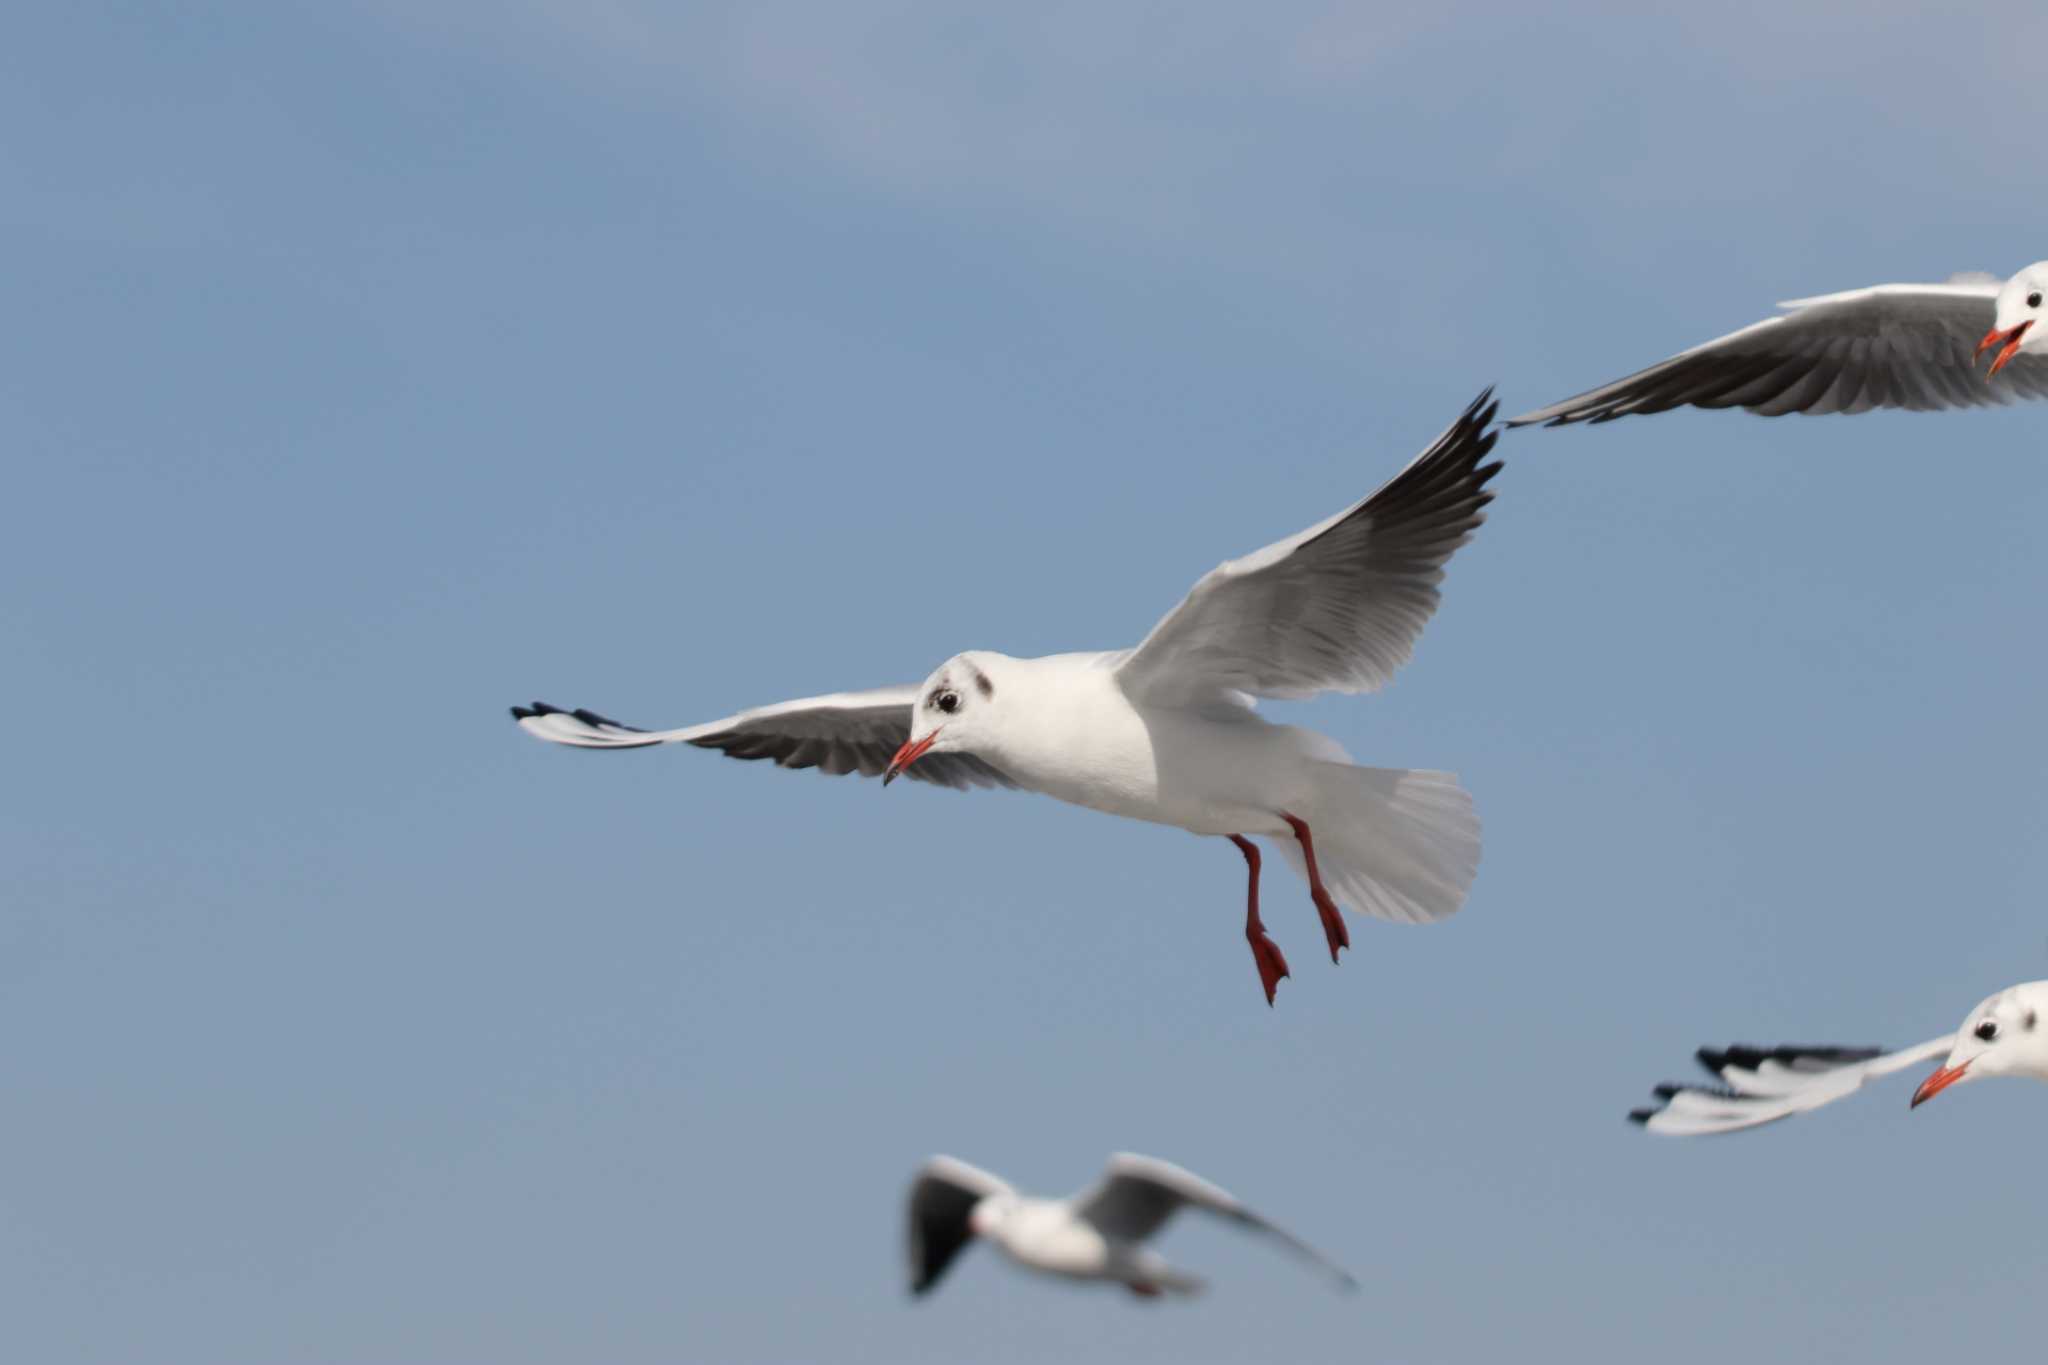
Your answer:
1511,281 -> 2048,426
906,1156 -> 1015,1296
1115,389 -> 1501,708
1070,1153 -> 1356,1289
1629,1036 -> 1954,1136
510,691 -> 1014,791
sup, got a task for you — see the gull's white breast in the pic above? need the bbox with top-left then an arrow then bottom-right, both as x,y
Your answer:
993,1201 -> 1112,1279
980,656 -> 1324,838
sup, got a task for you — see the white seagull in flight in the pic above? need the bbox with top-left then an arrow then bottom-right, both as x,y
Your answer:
1630,980 -> 2048,1136
514,392 -> 1502,1005
905,1152 -> 1356,1299
1509,264 -> 2048,426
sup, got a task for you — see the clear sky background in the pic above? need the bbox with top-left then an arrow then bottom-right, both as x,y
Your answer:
9,4 -> 2048,1362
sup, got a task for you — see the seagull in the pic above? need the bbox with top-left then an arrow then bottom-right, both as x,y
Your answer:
1629,980 -> 2048,1136
1509,265 -> 2048,426
905,1152 -> 1357,1299
513,391 -> 1501,1005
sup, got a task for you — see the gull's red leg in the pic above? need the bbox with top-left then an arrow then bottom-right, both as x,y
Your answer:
1230,835 -> 1289,1006
1281,812 -> 1349,963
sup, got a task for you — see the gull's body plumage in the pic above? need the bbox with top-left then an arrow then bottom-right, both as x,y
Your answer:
905,1152 -> 1355,1299
515,392 -> 1502,1001
930,651 -> 1343,837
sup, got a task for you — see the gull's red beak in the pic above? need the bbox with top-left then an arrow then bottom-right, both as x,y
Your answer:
883,730 -> 940,787
1910,1060 -> 1970,1109
1976,319 -> 2033,377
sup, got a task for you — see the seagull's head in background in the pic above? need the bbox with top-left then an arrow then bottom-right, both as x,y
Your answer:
1978,264 -> 2048,377
1912,980 -> 2048,1108
884,652 -> 1006,786
965,1190 -> 1018,1240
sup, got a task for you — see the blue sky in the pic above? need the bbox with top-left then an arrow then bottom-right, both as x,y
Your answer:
8,3 -> 2048,1361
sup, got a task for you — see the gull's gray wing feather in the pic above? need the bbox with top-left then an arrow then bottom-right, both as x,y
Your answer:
510,688 -> 1014,791
1114,390 -> 1501,708
1511,281 -> 2048,426
1069,1153 -> 1356,1290
1629,1036 -> 1954,1137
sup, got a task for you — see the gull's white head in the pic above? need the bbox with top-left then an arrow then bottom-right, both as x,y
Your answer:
1979,264 -> 2048,377
1911,980 -> 2048,1108
883,652 -> 1006,786
966,1191 -> 1018,1240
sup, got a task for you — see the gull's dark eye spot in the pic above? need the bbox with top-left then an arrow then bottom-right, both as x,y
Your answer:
2028,291 -> 2042,309
1976,1020 -> 2000,1042
933,689 -> 960,715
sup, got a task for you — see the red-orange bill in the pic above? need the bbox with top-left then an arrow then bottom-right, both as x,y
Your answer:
1977,320 -> 2033,377
1910,1060 -> 1969,1109
883,730 -> 940,786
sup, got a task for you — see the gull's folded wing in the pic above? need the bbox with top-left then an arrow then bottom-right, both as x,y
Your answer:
1115,389 -> 1501,708
510,690 -> 1013,791
1630,1036 -> 1955,1136
1511,281 -> 2048,426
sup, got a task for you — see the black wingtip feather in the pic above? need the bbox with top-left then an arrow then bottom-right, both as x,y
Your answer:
1627,1107 -> 1656,1126
508,700 -> 649,734
1696,1043 -> 1885,1079
571,706 -> 643,731
1398,388 -> 1504,511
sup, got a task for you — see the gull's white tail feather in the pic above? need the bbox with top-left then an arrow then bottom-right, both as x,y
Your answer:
1271,765 -> 1480,926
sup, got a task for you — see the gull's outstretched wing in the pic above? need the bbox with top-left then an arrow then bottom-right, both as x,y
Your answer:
1069,1153 -> 1356,1290
906,1156 -> 1015,1297
1629,1036 -> 1955,1136
1510,281 -> 2048,426
510,691 -> 1013,791
1114,390 -> 1501,708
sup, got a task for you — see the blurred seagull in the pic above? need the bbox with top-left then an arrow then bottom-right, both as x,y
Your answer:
514,392 -> 1501,1005
1510,265 -> 2048,426
905,1152 -> 1356,1299
1630,980 -> 2048,1136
